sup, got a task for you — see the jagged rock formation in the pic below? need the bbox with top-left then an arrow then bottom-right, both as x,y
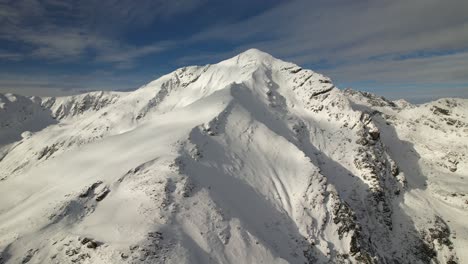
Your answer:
0,49 -> 467,264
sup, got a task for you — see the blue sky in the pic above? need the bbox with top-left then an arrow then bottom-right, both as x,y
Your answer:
0,0 -> 467,103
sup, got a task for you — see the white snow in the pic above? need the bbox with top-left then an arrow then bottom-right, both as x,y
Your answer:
0,49 -> 466,264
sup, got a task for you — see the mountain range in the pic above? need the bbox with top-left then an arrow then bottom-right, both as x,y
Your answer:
0,49 -> 467,264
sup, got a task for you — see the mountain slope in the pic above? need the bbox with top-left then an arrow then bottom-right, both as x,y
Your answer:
0,49 -> 466,264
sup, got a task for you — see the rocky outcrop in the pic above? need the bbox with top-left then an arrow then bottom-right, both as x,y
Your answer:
41,91 -> 121,120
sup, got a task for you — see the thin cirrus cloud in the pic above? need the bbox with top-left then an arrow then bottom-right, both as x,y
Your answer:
190,0 -> 468,60
0,0 -> 467,102
0,0 -> 208,95
0,0 -> 201,63
0,70 -> 159,97
186,0 -> 468,101
1,25 -> 170,70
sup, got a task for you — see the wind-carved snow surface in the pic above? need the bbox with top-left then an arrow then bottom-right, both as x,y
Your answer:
0,49 -> 467,264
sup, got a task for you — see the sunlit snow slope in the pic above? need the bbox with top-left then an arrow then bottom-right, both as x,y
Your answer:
0,49 -> 467,264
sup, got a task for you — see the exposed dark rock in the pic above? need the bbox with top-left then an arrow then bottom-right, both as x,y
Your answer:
37,143 -> 60,160
355,252 -> 374,264
86,241 -> 98,249
148,231 -> 163,240
309,87 -> 334,98
368,130 -> 380,140
80,237 -> 91,245
390,160 -> 399,176
79,237 -> 101,249
95,188 -> 110,201
446,118 -> 457,126
182,179 -> 195,198
71,253 -> 90,263
65,248 -> 80,256
447,255 -> 459,264
79,181 -> 103,198
344,89 -> 396,107
431,106 -> 450,116
356,138 -> 368,146
349,233 -> 360,255
414,239 -> 437,263
21,249 -> 38,264
290,67 -> 302,74
428,216 -> 452,247
303,244 -> 318,264
332,202 -> 357,239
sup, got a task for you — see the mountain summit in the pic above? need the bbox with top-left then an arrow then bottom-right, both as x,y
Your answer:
0,50 -> 467,264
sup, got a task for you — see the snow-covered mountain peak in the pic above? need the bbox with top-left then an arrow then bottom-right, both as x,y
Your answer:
237,47 -> 272,58
0,51 -> 467,264
222,48 -> 276,67
132,49 -> 335,118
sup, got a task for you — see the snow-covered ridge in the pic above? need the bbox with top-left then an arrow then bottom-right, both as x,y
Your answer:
41,91 -> 123,120
0,93 -> 55,147
0,49 -> 467,264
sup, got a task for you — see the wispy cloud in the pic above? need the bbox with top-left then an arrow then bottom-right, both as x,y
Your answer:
95,42 -> 173,68
0,50 -> 23,61
0,70 -> 159,96
327,51 -> 468,84
0,0 -> 205,66
174,50 -> 239,66
191,0 -> 468,60
184,0 -> 468,101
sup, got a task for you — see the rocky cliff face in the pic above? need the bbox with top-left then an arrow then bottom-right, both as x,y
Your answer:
0,49 -> 466,264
